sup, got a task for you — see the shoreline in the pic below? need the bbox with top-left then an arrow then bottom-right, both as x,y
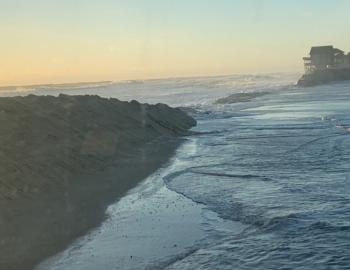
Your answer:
36,139 -> 208,270
2,138 -> 183,270
0,95 -> 196,270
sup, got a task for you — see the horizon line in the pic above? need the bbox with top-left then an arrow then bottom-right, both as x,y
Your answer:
0,71 -> 301,89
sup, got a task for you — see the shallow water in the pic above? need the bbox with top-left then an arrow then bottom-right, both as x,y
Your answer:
37,142 -> 246,270
163,84 -> 350,269
36,75 -> 350,269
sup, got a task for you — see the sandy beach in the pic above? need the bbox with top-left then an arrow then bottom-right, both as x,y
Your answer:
0,95 -> 195,270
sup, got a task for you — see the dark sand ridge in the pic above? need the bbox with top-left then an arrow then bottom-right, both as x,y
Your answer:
215,92 -> 269,104
297,68 -> 350,87
0,94 -> 196,270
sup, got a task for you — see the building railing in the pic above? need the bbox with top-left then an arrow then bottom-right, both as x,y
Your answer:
303,56 -> 350,74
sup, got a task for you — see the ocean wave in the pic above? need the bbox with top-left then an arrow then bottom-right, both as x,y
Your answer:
143,247 -> 200,270
0,81 -> 115,95
307,221 -> 350,232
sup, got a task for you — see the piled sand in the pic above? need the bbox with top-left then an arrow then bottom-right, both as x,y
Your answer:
215,92 -> 268,104
0,94 -> 196,270
297,68 -> 350,87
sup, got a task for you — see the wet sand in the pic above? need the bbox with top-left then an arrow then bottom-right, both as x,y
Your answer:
36,139 -> 246,270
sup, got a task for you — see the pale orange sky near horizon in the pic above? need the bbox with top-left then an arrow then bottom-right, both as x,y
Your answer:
1,0 -> 350,86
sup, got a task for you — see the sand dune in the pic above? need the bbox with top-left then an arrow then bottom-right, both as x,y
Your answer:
0,94 -> 196,270
215,92 -> 268,104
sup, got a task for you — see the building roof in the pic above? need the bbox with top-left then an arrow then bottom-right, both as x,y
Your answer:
335,52 -> 345,58
334,48 -> 344,54
310,46 -> 334,55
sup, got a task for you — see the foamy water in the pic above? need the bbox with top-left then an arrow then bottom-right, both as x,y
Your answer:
33,73 -> 350,269
0,73 -> 298,106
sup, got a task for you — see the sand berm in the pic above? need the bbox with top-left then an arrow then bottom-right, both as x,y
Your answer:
0,94 -> 196,270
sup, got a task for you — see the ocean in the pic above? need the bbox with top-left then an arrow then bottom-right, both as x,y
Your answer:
7,73 -> 350,269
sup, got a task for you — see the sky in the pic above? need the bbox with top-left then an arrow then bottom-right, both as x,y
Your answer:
1,0 -> 350,86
